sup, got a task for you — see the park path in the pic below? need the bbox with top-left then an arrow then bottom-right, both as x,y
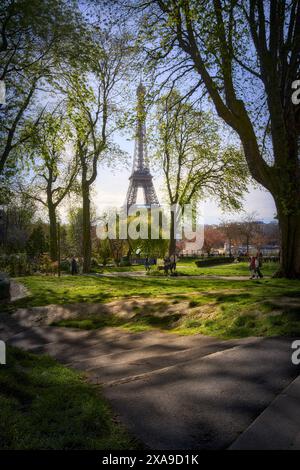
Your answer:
1,300 -> 299,449
93,271 -> 253,280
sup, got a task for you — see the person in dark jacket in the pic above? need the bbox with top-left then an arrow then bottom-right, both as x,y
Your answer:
255,255 -> 263,278
249,256 -> 256,279
71,257 -> 78,275
144,257 -> 151,273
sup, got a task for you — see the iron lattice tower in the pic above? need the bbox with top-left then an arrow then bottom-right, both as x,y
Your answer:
125,82 -> 159,209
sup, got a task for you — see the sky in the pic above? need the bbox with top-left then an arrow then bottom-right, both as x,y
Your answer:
92,132 -> 277,226
59,4 -> 278,227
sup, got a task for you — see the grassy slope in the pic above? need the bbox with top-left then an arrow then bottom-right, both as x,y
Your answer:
11,273 -> 300,339
0,347 -> 137,450
12,274 -> 259,308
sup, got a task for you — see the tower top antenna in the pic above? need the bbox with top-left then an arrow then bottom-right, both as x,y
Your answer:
124,82 -> 159,208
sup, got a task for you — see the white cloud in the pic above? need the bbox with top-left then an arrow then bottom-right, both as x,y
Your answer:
93,166 -> 276,225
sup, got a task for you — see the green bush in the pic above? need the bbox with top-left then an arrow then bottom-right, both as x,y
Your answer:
0,253 -> 32,276
60,259 -> 71,272
39,254 -> 58,275
119,257 -> 132,267
195,256 -> 234,267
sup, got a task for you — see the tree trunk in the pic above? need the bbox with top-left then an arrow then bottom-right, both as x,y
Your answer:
275,209 -> 300,278
169,210 -> 176,257
48,203 -> 58,261
82,182 -> 91,273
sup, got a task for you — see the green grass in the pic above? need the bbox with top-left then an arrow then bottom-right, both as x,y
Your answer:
92,264 -> 144,273
0,347 -> 137,450
176,292 -> 300,338
54,312 -> 183,333
53,289 -> 300,339
95,260 -> 279,277
10,274 -> 253,309
175,260 -> 279,277
8,273 -> 300,339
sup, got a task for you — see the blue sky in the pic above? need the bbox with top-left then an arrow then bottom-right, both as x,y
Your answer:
93,132 -> 277,225
72,1 -> 278,226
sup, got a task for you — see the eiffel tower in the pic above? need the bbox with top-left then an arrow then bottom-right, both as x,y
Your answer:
125,82 -> 159,209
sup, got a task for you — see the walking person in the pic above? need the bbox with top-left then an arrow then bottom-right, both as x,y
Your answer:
164,256 -> 170,275
255,255 -> 263,279
249,256 -> 256,279
170,254 -> 177,274
71,256 -> 78,275
144,256 -> 151,273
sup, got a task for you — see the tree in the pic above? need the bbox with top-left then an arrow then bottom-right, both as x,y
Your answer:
65,27 -> 134,273
26,222 -> 48,258
203,226 -> 225,255
59,224 -> 73,259
94,238 -> 111,266
252,227 -> 268,251
109,238 -> 128,265
262,222 -> 280,247
0,0 -> 80,175
138,0 -> 300,278
21,111 -> 79,261
153,91 -> 248,256
0,193 -> 36,253
237,213 -> 261,253
220,220 -> 239,256
67,207 -> 83,257
126,212 -> 169,259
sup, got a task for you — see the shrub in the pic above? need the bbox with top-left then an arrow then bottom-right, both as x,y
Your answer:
60,259 -> 71,273
119,257 -> 132,267
0,253 -> 32,276
39,254 -> 58,275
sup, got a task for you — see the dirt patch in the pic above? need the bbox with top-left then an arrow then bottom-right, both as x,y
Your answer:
10,280 -> 30,301
12,297 -> 200,327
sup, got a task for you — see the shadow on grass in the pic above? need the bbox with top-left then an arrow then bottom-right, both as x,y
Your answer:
214,293 -> 252,303
0,347 -> 138,450
54,312 -> 183,333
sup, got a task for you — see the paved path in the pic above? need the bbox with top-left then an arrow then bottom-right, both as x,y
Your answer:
104,336 -> 299,449
1,308 -> 299,449
92,271 -> 253,281
230,375 -> 300,450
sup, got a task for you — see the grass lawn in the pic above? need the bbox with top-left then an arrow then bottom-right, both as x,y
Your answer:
0,347 -> 137,450
9,273 -> 300,339
175,260 -> 279,277
96,265 -> 144,273
94,260 -> 279,277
